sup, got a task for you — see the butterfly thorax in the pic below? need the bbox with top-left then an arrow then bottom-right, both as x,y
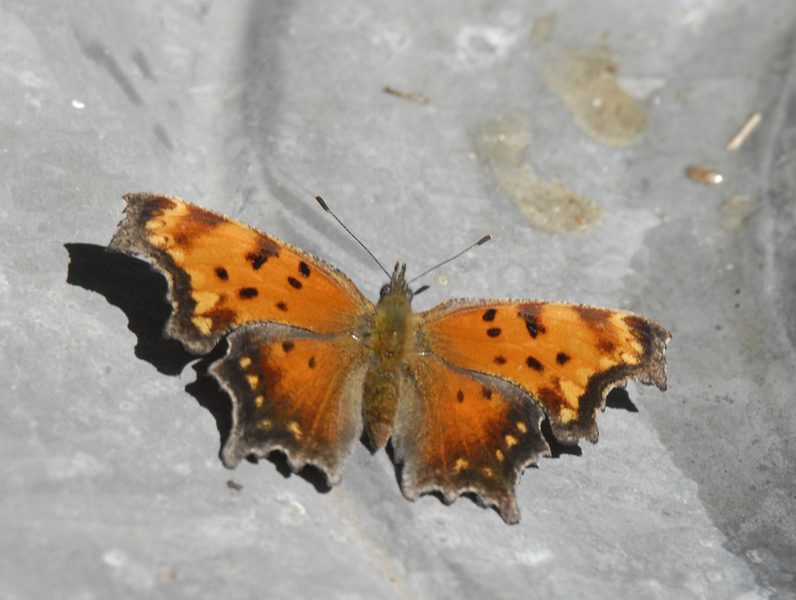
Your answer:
361,263 -> 416,450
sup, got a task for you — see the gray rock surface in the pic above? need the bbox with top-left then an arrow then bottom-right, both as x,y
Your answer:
1,0 -> 795,598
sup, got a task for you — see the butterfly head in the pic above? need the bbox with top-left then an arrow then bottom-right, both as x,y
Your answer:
379,262 -> 414,302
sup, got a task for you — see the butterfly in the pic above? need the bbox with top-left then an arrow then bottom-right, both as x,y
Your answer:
109,192 -> 670,524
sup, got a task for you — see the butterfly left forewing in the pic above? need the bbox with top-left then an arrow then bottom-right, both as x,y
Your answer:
109,193 -> 373,354
418,299 -> 670,445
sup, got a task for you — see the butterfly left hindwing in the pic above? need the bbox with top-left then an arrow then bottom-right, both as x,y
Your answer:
211,322 -> 369,484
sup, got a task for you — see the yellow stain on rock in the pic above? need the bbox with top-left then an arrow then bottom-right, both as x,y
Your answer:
721,196 -> 755,233
530,13 -> 556,48
472,113 -> 602,235
544,46 -> 647,147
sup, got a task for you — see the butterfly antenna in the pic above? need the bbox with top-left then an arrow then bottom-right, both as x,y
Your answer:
315,196 -> 391,278
408,235 -> 492,284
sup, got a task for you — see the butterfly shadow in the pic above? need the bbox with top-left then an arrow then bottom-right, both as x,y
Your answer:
540,387 -> 637,458
65,243 -> 332,493
605,387 -> 638,413
65,243 -> 196,375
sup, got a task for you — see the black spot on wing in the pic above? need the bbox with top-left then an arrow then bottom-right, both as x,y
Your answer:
246,240 -> 279,270
288,277 -> 302,289
526,356 -> 543,371
215,267 -> 229,281
524,319 -> 541,338
238,287 -> 258,299
482,308 -> 497,322
282,341 -> 295,353
518,308 -> 546,339
276,301 -> 288,312
481,387 -> 493,400
308,356 -> 316,369
494,356 -> 507,365
556,352 -> 571,365
457,390 -> 464,403
487,328 -> 501,338
299,261 -> 311,277
246,252 -> 268,269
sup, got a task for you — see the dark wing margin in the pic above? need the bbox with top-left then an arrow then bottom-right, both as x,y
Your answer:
550,312 -> 669,445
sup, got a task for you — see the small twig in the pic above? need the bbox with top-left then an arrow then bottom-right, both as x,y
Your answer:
727,113 -> 762,151
384,86 -> 430,104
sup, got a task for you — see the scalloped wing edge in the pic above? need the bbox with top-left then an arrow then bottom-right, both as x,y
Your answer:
549,315 -> 670,445
109,193 -> 232,354
393,369 -> 551,524
210,322 -> 368,487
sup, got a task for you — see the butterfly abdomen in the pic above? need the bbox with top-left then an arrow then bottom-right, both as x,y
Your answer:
361,287 -> 415,450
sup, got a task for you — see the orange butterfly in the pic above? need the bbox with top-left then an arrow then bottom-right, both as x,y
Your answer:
109,193 -> 670,523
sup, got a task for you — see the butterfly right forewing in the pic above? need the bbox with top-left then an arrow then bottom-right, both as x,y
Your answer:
417,299 -> 670,444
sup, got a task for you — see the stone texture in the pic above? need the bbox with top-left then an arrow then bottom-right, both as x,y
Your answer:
2,1 -> 795,598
